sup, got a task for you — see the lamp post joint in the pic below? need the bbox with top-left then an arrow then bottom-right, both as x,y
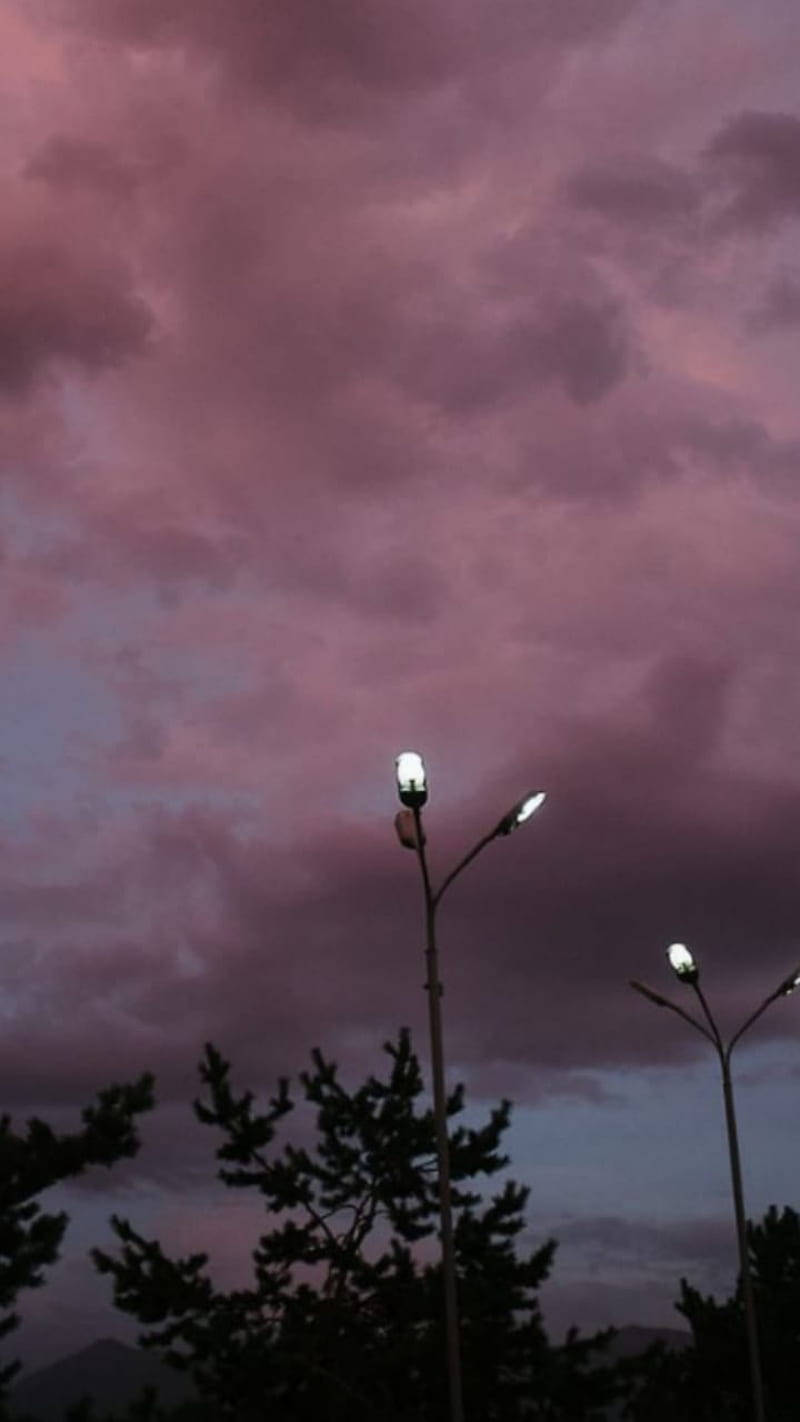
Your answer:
631,943 -> 799,1422
393,751 -> 546,1422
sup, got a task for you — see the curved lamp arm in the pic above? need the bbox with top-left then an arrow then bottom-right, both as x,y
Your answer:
632,960 -> 800,1063
629,980 -> 718,1048
727,963 -> 800,1058
396,756 -> 546,916
411,792 -> 545,909
433,829 -> 499,908
691,981 -> 726,1058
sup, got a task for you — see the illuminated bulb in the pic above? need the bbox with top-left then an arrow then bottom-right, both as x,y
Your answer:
514,792 -> 547,825
495,791 -> 547,836
395,751 -> 428,808
667,942 -> 698,984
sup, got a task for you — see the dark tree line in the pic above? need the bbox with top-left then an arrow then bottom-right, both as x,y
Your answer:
87,1030 -> 620,1420
0,1070 -> 154,1414
619,1203 -> 800,1422
1,1032 -> 798,1420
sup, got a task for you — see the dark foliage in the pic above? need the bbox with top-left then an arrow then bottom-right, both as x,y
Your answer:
10,1388 -> 216,1422
0,1074 -> 155,1401
621,1204 -> 800,1421
90,1029 -> 620,1420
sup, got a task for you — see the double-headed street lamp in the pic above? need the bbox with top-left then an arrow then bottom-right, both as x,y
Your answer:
631,946 -> 800,1422
394,751 -> 546,1422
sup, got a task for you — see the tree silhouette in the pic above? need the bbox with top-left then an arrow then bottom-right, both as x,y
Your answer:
622,1205 -> 800,1421
0,1072 -> 155,1400
91,1029 -> 621,1420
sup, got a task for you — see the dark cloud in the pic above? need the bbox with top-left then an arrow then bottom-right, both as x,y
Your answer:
5,658 -> 800,1117
547,1214 -> 735,1271
50,0 -> 639,123
43,503 -> 249,598
62,0 -> 457,105
535,1215 -> 743,1339
541,1277 -> 690,1340
4,0 -> 800,1367
705,109 -> 800,230
565,155 -> 699,228
25,136 -> 141,200
423,691 -> 800,1075
523,296 -> 632,405
389,294 -> 632,413
0,229 -> 152,395
644,653 -> 735,761
674,414 -> 800,495
747,274 -> 800,332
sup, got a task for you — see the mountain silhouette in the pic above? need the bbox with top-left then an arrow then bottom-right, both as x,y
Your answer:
7,1337 -> 203,1420
7,1325 -> 690,1419
603,1323 -> 690,1358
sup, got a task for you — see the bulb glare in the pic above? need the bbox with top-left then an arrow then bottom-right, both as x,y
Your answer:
395,750 -> 428,807
667,942 -> 697,980
496,790 -> 547,835
396,751 -> 425,788
515,792 -> 546,825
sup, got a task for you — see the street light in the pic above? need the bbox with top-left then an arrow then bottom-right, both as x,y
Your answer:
666,941 -> 698,983
631,945 -> 800,1422
393,752 -> 546,1422
396,750 -> 428,808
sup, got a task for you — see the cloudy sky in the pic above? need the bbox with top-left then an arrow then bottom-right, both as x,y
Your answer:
3,0 -> 800,1375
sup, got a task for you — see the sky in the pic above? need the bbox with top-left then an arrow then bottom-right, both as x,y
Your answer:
2,0 -> 800,1377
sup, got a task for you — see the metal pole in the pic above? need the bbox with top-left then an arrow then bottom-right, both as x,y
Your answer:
633,961 -> 800,1422
693,982 -> 766,1422
719,1054 -> 766,1422
414,805 -> 465,1422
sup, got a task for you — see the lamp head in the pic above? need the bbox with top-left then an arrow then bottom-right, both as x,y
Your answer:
667,942 -> 699,986
777,964 -> 800,997
395,751 -> 428,809
495,791 -> 546,837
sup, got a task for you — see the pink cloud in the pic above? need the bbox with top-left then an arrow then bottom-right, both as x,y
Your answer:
705,109 -> 800,229
747,274 -> 800,331
2,0 -> 800,1364
565,155 -> 700,229
0,203 -> 152,396
45,0 -> 640,124
25,136 -> 143,200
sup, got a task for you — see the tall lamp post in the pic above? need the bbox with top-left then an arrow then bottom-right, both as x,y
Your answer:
631,945 -> 800,1422
394,751 -> 546,1422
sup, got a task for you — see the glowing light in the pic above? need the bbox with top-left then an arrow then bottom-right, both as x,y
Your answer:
495,790 -> 547,836
395,751 -> 428,808
515,792 -> 547,825
667,942 -> 698,983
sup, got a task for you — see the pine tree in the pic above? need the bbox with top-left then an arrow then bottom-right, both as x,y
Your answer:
91,1029 -> 621,1420
621,1205 -> 800,1421
0,1072 -> 155,1400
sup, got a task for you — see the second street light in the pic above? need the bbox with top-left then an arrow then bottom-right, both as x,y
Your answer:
394,751 -> 546,1422
631,944 -> 800,1422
